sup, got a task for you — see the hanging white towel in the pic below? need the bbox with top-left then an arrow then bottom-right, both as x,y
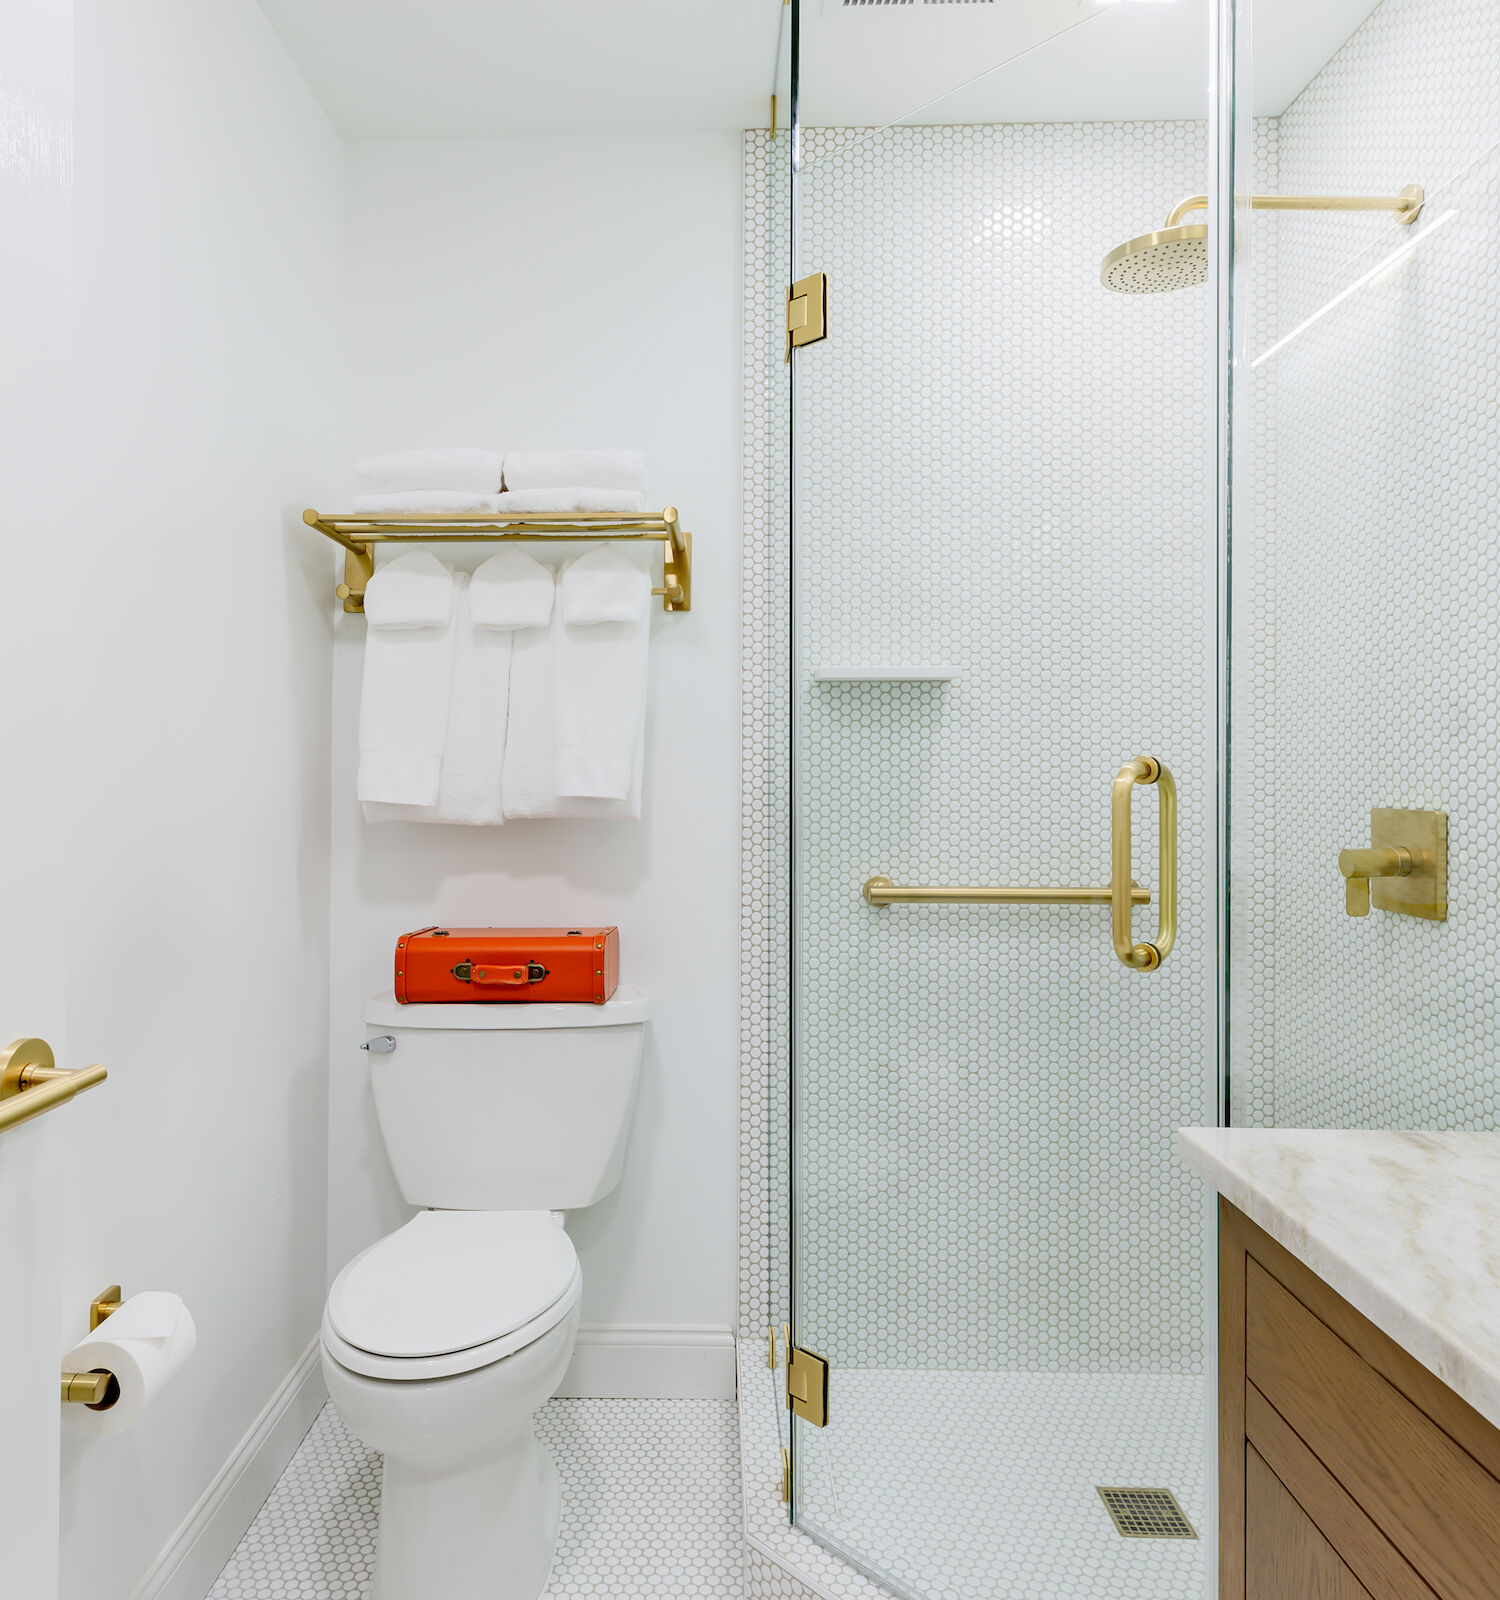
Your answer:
555,547 -> 651,800
357,553 -> 457,805
502,554 -> 649,820
494,488 -> 648,516
364,552 -> 557,825
502,450 -> 646,494
352,490 -> 505,515
356,448 -> 503,496
470,548 -> 557,630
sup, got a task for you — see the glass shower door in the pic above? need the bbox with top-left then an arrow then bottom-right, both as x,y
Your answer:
785,3 -> 1221,1596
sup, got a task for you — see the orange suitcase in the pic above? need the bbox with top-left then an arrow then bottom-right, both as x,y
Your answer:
394,926 -> 620,1005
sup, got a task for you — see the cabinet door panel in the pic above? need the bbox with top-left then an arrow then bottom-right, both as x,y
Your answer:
1247,1446 -> 1372,1600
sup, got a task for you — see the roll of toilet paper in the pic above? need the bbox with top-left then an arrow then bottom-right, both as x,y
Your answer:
61,1291 -> 197,1437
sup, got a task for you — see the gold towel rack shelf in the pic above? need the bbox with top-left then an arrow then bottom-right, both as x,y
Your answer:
863,756 -> 1178,971
304,506 -> 693,614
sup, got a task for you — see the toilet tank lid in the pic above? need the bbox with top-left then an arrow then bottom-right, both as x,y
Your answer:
362,984 -> 649,1030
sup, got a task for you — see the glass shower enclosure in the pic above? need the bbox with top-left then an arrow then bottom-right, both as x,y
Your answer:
772,0 -> 1500,1596
780,2 -> 1220,1596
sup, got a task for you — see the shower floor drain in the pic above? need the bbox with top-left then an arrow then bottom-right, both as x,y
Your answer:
1096,1487 -> 1198,1540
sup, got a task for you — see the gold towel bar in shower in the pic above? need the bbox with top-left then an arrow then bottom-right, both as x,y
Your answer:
863,757 -> 1178,972
304,506 -> 693,614
862,879 -> 1149,907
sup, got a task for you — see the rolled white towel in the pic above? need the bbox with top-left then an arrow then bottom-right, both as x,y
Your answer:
356,448 -> 503,496
496,488 -> 648,516
362,548 -> 455,629
352,490 -> 505,515
502,450 -> 646,495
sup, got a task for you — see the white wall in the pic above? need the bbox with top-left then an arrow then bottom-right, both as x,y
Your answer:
60,2 -> 341,1595
331,136 -> 742,1334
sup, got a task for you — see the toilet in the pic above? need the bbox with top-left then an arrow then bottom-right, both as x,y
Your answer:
320,987 -> 649,1600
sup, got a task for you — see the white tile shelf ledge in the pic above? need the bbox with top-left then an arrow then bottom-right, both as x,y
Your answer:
813,666 -> 957,683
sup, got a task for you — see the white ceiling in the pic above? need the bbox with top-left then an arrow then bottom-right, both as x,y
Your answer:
255,0 -> 1384,141
253,0 -> 787,140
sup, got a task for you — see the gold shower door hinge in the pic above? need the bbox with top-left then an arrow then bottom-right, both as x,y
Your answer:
781,1323 -> 829,1427
786,272 -> 828,360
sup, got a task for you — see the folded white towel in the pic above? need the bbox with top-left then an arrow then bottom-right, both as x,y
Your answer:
502,555 -> 648,820
352,490 -> 505,515
357,553 -> 457,805
495,488 -> 648,516
356,448 -> 503,496
503,450 -> 646,494
470,548 -> 557,630
555,548 -> 651,800
363,573 -> 513,826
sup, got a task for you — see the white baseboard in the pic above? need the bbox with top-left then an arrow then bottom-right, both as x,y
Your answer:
556,1323 -> 736,1399
127,1339 -> 327,1600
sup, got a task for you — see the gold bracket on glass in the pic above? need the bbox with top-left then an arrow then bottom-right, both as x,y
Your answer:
786,272 -> 828,361
1110,757 -> 1178,971
781,1323 -> 829,1428
781,1446 -> 792,1504
0,1038 -> 108,1136
1338,809 -> 1446,919
305,506 -> 692,614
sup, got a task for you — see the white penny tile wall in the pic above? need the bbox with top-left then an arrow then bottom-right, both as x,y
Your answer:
1232,0 -> 1500,1130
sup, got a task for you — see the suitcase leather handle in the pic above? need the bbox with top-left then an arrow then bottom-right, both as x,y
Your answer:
451,960 -> 549,988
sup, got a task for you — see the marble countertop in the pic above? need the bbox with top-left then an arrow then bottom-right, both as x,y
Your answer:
1179,1127 -> 1500,1431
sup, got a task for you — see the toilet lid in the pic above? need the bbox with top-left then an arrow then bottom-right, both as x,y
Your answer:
327,1210 -> 579,1359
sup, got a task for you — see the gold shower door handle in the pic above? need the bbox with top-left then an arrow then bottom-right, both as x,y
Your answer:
1111,758 -> 1177,971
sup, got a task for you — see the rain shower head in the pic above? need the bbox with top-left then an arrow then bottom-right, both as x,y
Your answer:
1100,185 -> 1425,294
1101,224 -> 1208,293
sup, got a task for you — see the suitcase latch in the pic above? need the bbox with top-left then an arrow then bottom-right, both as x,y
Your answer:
451,960 -> 550,987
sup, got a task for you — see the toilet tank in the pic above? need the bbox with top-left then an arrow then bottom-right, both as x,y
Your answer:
360,988 -> 648,1211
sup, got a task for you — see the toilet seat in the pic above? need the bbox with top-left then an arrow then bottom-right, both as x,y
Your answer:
323,1209 -> 581,1381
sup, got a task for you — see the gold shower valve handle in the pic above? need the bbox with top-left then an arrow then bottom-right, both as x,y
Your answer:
1338,845 -> 1414,917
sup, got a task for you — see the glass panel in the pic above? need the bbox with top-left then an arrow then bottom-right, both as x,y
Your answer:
1227,0 -> 1500,1131
787,3 -> 1220,1595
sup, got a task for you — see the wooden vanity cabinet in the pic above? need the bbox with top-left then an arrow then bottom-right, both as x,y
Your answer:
1220,1199 -> 1500,1600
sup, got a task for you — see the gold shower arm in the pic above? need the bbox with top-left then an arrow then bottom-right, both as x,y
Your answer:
1165,185 -> 1424,228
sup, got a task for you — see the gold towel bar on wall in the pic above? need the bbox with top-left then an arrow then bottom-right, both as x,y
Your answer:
303,507 -> 693,614
863,757 -> 1178,972
0,1038 -> 108,1136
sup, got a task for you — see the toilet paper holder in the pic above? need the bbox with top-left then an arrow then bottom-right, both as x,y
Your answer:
61,1284 -> 124,1408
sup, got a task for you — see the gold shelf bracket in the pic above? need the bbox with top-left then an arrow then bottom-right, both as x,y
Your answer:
304,506 -> 693,615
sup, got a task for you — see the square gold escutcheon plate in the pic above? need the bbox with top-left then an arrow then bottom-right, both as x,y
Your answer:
1370,808 -> 1447,920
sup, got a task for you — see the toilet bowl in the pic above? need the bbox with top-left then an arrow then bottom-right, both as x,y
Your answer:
323,988 -> 647,1600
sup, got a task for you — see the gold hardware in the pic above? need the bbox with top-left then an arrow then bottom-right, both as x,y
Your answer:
61,1370 -> 119,1408
786,272 -> 828,360
781,1323 -> 829,1428
1339,809 -> 1447,920
767,1326 -> 777,1370
863,876 -> 1149,907
305,506 -> 692,615
781,1446 -> 792,1504
0,1039 -> 108,1136
91,1285 -> 123,1332
769,95 -> 777,142
1111,757 -> 1178,971
1164,185 -> 1425,227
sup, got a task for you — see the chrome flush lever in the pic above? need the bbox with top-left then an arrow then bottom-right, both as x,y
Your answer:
360,1035 -> 397,1054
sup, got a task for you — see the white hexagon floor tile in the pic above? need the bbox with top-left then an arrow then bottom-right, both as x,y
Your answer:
207,1398 -> 742,1599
